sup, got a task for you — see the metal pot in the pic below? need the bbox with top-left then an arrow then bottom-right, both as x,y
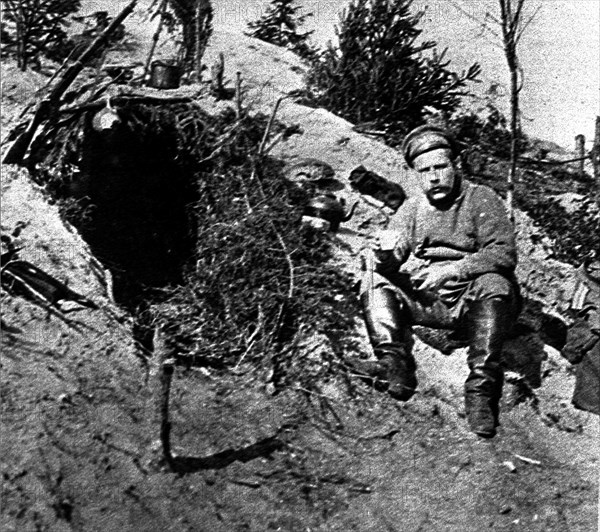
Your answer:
303,194 -> 358,232
149,61 -> 181,89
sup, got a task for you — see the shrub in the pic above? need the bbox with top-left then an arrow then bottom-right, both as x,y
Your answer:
246,0 -> 317,61
153,109 -> 359,386
1,0 -> 81,71
515,175 -> 599,265
305,0 -> 480,135
468,160 -> 599,266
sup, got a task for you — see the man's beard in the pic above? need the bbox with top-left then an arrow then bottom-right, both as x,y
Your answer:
426,187 -> 453,205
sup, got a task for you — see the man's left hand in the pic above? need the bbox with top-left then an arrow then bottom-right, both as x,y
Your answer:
412,264 -> 460,291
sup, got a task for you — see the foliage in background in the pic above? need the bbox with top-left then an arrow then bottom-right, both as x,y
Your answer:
449,99 -> 599,265
246,0 -> 317,61
450,103 -> 528,161
48,10 -> 128,64
304,0 -> 480,137
516,173 -> 599,265
1,0 -> 81,71
466,154 -> 599,266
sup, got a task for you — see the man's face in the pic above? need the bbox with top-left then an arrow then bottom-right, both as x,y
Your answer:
413,148 -> 457,204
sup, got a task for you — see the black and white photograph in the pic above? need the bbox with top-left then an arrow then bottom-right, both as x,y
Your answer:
1,0 -> 598,529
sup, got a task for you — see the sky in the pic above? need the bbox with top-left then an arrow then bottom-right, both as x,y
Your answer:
83,0 -> 600,150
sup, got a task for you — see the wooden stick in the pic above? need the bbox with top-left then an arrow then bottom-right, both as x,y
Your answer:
150,324 -> 175,465
258,96 -> 283,157
518,155 -> 591,166
235,71 -> 242,117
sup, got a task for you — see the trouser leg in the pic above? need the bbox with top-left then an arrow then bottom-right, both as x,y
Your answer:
464,297 -> 515,438
359,287 -> 417,401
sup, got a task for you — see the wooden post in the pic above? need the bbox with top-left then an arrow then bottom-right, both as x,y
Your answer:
575,134 -> 586,179
149,324 -> 175,466
235,71 -> 242,117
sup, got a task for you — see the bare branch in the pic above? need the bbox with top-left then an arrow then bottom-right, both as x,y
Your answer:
446,1 -> 502,42
516,3 -> 542,44
513,0 -> 526,27
516,63 -> 525,93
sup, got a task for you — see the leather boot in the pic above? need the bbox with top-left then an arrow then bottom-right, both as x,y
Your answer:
464,298 -> 513,438
358,288 -> 418,401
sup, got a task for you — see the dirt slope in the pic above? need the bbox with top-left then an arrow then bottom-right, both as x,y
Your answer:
1,6 -> 598,531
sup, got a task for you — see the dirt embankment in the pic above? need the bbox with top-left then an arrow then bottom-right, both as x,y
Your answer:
2,9 -> 598,532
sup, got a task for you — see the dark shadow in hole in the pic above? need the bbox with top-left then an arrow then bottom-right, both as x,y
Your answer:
169,435 -> 285,474
60,119 -> 199,350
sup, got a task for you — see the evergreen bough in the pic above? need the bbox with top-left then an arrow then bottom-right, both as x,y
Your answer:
1,0 -> 81,71
246,0 -> 316,60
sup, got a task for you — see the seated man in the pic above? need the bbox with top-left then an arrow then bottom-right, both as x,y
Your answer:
358,125 -> 520,438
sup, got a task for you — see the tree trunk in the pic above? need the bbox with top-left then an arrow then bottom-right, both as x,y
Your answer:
575,134 -> 586,180
194,0 -> 212,81
594,116 -> 600,206
507,54 -> 519,222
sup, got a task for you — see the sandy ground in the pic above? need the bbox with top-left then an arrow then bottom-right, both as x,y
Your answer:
1,4 -> 598,531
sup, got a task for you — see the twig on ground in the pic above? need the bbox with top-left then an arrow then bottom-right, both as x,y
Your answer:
514,454 -> 541,466
258,96 -> 283,157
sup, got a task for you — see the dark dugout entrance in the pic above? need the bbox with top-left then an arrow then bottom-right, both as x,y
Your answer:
75,108 -> 197,307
